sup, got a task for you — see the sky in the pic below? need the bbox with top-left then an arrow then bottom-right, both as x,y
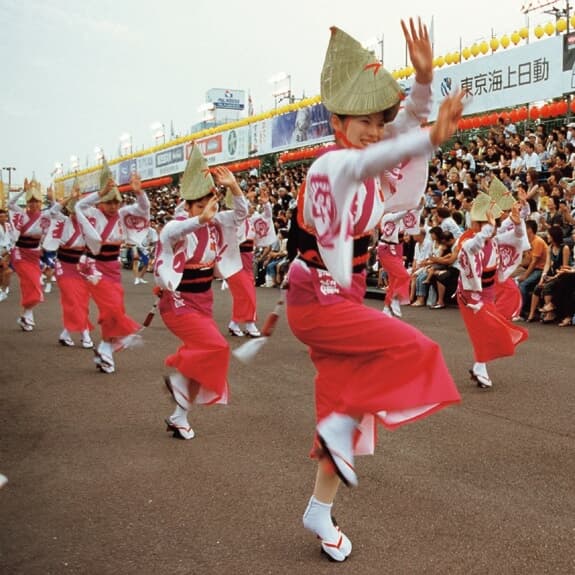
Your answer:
0,0 -> 561,187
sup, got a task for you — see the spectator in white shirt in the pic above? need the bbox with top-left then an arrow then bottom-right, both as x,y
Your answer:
523,141 -> 542,172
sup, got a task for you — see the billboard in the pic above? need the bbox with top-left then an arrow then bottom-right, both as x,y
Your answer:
428,36 -> 563,120
206,88 -> 245,110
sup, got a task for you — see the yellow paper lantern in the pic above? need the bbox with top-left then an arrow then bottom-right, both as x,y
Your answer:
556,18 -> 567,33
534,24 -> 544,39
490,37 -> 499,51
501,35 -> 510,48
471,43 -> 480,57
519,27 -> 529,39
511,31 -> 521,45
544,21 -> 555,36
392,70 -> 399,79
445,53 -> 453,65
479,41 -> 489,54
462,46 -> 471,60
452,51 -> 461,64
571,14 -> 575,28
436,55 -> 445,68
406,65 -> 414,77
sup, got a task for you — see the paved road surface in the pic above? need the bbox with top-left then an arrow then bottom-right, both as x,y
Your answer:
1,273 -> 574,574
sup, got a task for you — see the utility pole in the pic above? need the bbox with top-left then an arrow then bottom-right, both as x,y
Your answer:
2,166 -> 16,191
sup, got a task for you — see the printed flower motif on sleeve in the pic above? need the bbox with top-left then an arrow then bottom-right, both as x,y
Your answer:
310,174 -> 338,248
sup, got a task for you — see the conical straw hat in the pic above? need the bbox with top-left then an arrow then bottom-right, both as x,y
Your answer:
180,144 -> 216,201
25,177 -> 43,202
470,191 -> 502,222
321,27 -> 402,115
99,158 -> 122,203
488,176 -> 515,211
65,177 -> 81,214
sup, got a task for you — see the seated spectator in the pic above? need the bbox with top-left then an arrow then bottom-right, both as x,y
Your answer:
526,225 -> 572,322
517,220 -> 547,320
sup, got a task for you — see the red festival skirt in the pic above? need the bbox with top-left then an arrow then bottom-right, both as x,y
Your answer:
161,309 -> 230,405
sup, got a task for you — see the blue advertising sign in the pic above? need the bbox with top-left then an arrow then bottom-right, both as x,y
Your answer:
271,103 -> 333,151
155,146 -> 184,168
118,159 -> 138,185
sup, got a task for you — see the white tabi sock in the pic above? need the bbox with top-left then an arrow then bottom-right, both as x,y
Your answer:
59,329 -> 71,340
82,329 -> 91,340
170,404 -> 189,423
473,362 -> 488,378
23,309 -> 34,322
302,496 -> 338,542
99,341 -> 113,358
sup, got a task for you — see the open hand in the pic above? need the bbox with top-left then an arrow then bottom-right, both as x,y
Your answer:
198,195 -> 220,224
130,172 -> 142,193
401,17 -> 432,84
430,91 -> 465,147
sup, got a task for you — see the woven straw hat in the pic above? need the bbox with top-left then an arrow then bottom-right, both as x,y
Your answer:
470,191 -> 502,222
321,27 -> 402,115
65,178 -> 80,214
180,144 -> 216,201
25,177 -> 43,202
99,158 -> 122,203
488,176 -> 515,211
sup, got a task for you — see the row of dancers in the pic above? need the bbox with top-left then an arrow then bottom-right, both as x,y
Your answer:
2,17 -> 530,563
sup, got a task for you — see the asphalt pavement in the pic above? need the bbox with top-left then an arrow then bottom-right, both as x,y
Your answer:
1,272 -> 574,575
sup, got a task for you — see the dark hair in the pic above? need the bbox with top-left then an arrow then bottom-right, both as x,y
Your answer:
548,225 -> 564,246
525,219 -> 538,234
429,226 -> 443,240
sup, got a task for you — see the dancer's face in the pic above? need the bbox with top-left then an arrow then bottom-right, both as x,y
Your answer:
99,200 -> 121,217
27,199 -> 41,214
332,112 -> 386,148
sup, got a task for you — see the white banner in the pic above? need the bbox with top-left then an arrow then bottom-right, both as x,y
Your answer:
429,36 -> 563,119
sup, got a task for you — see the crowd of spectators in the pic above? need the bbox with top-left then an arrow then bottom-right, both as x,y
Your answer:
135,115 -> 575,327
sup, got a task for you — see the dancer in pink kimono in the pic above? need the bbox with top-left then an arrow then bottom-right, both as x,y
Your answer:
457,181 -> 529,389
43,181 -> 94,348
226,187 -> 277,337
9,178 -> 50,331
378,208 -> 420,317
285,19 -> 463,561
76,160 -> 150,373
157,145 -> 248,440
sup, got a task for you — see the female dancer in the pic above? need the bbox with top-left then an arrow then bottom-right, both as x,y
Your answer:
457,192 -> 529,389
285,19 -> 463,561
43,182 -> 94,348
9,178 -> 49,331
226,186 -> 276,337
157,145 -> 248,439
378,209 -> 420,317
75,161 -> 150,373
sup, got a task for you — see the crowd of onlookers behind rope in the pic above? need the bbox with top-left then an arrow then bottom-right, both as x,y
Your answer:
134,116 -> 575,328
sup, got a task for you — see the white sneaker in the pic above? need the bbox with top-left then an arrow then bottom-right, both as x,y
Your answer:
134,278 -> 140,285
139,278 -> 148,284
316,414 -> 358,488
390,298 -> 402,317
44,282 -> 52,294
0,291 -> 6,302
